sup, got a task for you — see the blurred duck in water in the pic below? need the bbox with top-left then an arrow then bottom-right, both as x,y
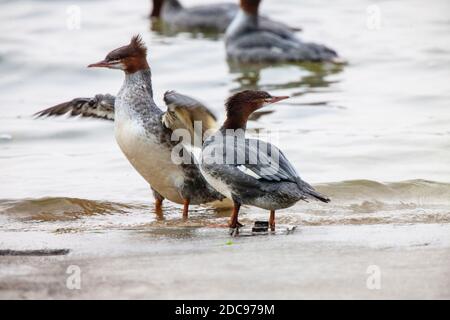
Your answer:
150,0 -> 300,34
225,0 -> 342,63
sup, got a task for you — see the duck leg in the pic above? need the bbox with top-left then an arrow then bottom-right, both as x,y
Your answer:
182,198 -> 190,219
155,197 -> 164,219
155,197 -> 163,211
152,187 -> 164,217
229,202 -> 242,236
269,210 -> 276,231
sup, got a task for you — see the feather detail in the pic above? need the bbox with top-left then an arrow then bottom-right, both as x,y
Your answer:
34,94 -> 115,121
162,90 -> 217,145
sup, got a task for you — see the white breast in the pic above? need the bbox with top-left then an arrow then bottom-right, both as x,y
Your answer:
114,117 -> 185,204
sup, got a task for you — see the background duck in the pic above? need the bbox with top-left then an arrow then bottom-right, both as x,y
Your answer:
150,0 -> 300,34
225,0 -> 341,63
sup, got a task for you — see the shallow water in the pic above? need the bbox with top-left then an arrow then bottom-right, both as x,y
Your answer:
0,0 -> 450,246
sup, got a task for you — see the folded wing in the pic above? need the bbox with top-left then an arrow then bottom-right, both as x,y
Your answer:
211,137 -> 330,202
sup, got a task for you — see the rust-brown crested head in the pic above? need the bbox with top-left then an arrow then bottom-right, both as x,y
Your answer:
223,90 -> 289,129
88,35 -> 149,74
226,90 -> 288,113
240,0 -> 261,15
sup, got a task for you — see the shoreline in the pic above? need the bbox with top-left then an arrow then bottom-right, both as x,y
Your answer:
1,223 -> 449,299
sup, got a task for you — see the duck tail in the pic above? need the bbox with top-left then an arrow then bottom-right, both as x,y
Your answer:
307,189 -> 330,203
296,178 -> 330,203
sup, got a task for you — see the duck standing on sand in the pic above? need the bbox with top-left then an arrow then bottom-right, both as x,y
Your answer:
150,0 -> 300,34
225,0 -> 340,63
201,90 -> 330,234
36,35 -> 229,217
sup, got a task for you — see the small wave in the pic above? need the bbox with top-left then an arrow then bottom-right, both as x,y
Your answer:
315,179 -> 450,204
0,179 -> 449,229
0,133 -> 13,141
0,197 -> 142,222
295,207 -> 450,226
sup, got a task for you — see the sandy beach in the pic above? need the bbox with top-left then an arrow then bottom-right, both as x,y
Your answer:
1,223 -> 449,299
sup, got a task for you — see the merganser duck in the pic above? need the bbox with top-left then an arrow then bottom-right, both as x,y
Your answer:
201,90 -> 330,234
150,0 -> 300,34
36,35 -> 229,217
225,0 -> 340,63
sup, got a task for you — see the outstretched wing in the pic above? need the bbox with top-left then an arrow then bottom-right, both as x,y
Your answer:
35,90 -> 218,145
35,94 -> 115,120
162,90 -> 218,144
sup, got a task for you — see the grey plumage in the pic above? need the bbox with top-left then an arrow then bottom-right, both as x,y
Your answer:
225,10 -> 340,63
114,69 -> 225,205
159,0 -> 300,34
164,90 -> 216,121
35,89 -> 217,143
35,69 -> 225,206
34,94 -> 115,120
202,130 -> 329,210
161,0 -> 237,32
163,90 -> 217,144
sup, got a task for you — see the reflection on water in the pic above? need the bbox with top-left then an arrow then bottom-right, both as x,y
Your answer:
228,62 -> 345,123
150,18 -> 223,40
228,62 -> 344,93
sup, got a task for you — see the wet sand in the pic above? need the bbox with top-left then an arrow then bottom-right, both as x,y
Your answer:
1,223 -> 449,299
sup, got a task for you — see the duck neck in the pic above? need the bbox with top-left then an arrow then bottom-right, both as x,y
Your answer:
151,0 -> 164,17
116,68 -> 162,120
164,0 -> 183,12
241,9 -> 258,26
123,68 -> 154,98
240,0 -> 260,24
221,110 -> 251,132
226,8 -> 258,39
